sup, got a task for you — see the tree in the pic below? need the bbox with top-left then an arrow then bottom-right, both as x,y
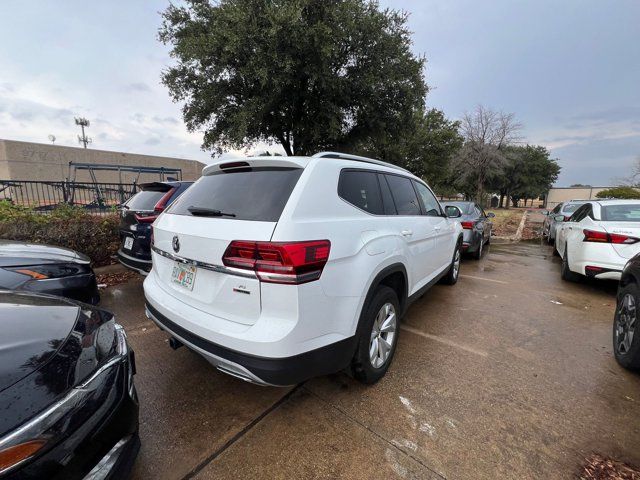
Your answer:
488,145 -> 560,208
363,108 -> 463,186
596,186 -> 640,200
159,0 -> 427,156
452,105 -> 522,205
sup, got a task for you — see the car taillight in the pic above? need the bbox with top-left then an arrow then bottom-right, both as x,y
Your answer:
134,213 -> 157,223
222,240 -> 331,284
154,188 -> 176,213
461,221 -> 474,229
583,229 -> 639,244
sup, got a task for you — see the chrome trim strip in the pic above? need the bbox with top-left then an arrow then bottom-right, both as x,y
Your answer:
151,245 -> 257,279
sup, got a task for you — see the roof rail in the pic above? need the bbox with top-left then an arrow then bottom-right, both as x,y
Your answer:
312,151 -> 410,173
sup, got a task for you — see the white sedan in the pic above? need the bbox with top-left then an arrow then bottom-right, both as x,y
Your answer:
555,199 -> 640,281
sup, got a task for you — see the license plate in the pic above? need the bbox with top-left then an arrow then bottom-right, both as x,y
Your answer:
171,262 -> 197,291
123,237 -> 134,250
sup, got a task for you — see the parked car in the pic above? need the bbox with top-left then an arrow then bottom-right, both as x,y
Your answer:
143,152 -> 463,386
0,290 -> 139,479
542,200 -> 588,244
0,240 -> 100,304
443,201 -> 494,259
614,253 -> 640,370
555,200 -> 640,281
117,181 -> 193,274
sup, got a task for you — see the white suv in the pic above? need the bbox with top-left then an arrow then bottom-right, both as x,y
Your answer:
143,152 -> 464,386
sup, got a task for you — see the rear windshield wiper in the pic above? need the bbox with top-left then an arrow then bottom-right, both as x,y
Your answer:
187,206 -> 236,217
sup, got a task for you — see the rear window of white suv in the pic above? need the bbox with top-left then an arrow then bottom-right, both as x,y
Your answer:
168,167 -> 303,221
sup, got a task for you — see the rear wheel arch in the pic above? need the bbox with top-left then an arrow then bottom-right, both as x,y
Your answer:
355,264 -> 408,339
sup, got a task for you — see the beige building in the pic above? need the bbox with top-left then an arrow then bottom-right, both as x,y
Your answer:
545,186 -> 613,209
0,139 -> 205,183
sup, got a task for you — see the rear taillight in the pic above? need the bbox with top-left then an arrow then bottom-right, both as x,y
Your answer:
583,229 -> 639,244
461,221 -> 474,229
154,188 -> 177,213
222,240 -> 331,284
134,213 -> 157,223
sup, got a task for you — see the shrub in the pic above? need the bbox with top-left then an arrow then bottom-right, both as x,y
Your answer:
595,187 -> 640,200
0,201 -> 120,267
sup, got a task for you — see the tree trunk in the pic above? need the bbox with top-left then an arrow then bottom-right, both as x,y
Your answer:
278,133 -> 293,156
504,189 -> 511,209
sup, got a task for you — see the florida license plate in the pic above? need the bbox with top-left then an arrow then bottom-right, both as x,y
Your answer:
171,262 -> 196,291
123,236 -> 134,250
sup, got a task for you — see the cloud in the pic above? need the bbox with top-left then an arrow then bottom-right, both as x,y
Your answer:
144,137 -> 161,146
128,82 -> 151,92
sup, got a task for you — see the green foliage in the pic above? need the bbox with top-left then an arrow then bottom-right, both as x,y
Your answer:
363,108 -> 463,187
487,145 -> 560,206
0,201 -> 119,267
159,0 -> 427,156
596,187 -> 640,199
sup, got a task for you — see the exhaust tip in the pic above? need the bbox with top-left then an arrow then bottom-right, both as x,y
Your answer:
168,337 -> 183,350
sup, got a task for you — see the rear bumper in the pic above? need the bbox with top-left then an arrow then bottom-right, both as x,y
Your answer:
117,249 -> 151,275
145,300 -> 356,386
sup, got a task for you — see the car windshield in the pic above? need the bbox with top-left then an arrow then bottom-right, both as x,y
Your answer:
168,167 -> 303,221
445,202 -> 473,215
601,204 -> 640,222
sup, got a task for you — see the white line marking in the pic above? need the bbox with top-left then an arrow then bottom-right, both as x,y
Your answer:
460,274 -> 507,284
401,325 -> 489,357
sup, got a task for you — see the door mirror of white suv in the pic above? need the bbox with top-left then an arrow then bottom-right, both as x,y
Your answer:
554,214 -> 565,222
444,205 -> 462,218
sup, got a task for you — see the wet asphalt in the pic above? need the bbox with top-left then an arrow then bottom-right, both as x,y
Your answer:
100,241 -> 640,479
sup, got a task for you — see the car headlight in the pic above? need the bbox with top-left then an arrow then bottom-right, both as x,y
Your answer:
0,322 -> 129,476
5,263 -> 89,280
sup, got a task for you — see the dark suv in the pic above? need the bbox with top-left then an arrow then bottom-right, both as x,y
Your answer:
117,181 -> 193,274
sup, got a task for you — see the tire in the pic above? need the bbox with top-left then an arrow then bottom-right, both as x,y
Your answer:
486,230 -> 491,245
473,236 -> 483,260
351,286 -> 400,384
561,248 -> 581,282
614,283 -> 640,370
440,241 -> 462,285
553,243 -> 560,256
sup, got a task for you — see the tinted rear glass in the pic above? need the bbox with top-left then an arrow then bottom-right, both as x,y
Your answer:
338,170 -> 384,214
169,167 -> 302,221
602,204 -> 640,222
125,190 -> 165,211
385,175 -> 421,215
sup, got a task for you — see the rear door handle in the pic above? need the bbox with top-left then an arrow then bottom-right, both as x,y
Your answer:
401,230 -> 413,237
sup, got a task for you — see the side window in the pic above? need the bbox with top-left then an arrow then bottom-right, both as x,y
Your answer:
412,181 -> 442,217
474,205 -> 483,217
385,175 -> 421,216
378,174 -> 397,215
338,170 -> 384,215
571,205 -> 589,222
552,204 -> 562,214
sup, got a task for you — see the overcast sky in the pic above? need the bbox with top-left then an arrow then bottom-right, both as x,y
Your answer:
0,1 -> 638,186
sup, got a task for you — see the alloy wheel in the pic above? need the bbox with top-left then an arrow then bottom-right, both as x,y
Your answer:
369,302 -> 397,368
453,249 -> 461,278
616,293 -> 637,355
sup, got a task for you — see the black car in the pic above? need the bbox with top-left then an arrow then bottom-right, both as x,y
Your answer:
0,240 -> 100,304
117,181 -> 193,274
614,254 -> 640,370
0,291 -> 139,479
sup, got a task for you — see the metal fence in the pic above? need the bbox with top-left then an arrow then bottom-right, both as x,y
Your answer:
0,180 -> 140,215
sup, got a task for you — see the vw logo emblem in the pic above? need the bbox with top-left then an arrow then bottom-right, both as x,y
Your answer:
172,235 -> 180,253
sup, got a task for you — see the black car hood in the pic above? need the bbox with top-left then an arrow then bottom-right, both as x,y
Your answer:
0,240 -> 90,267
0,291 -> 117,437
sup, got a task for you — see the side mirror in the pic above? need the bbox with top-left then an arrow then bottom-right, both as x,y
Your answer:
554,214 -> 565,222
444,205 -> 462,218
487,212 -> 496,218
541,210 -> 550,216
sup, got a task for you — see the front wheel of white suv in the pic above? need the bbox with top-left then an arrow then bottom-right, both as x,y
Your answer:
351,286 -> 400,384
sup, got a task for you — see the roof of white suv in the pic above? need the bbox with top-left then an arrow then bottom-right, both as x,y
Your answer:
202,151 -> 413,178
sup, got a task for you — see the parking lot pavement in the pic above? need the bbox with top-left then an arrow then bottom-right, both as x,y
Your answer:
100,241 -> 640,480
